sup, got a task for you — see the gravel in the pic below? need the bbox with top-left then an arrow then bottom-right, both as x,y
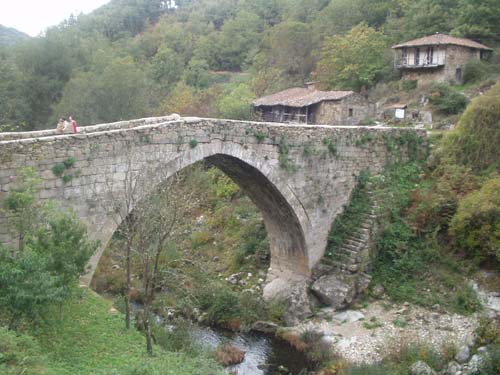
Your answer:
296,301 -> 479,364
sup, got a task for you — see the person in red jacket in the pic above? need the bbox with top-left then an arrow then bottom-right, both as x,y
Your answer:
69,115 -> 78,133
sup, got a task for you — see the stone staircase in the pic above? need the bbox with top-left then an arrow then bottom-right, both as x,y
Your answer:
310,179 -> 381,309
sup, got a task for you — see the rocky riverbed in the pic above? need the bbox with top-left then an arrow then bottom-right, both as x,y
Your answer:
296,300 -> 479,364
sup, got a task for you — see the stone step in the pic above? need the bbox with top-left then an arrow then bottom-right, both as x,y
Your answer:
330,261 -> 359,273
345,239 -> 364,247
344,243 -> 363,252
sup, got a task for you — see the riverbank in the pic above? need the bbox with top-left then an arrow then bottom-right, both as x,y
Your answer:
1,288 -> 223,375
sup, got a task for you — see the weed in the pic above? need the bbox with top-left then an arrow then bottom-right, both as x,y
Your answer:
392,318 -> 408,328
278,137 -> 298,172
363,316 -> 383,329
52,163 -> 66,177
323,138 -> 338,156
252,130 -> 266,143
189,139 -> 198,148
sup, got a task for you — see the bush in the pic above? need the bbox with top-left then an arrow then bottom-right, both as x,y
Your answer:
483,345 -> 500,375
463,60 -> 489,84
429,84 -> 468,114
197,286 -> 241,325
449,177 -> 500,263
443,82 -> 500,172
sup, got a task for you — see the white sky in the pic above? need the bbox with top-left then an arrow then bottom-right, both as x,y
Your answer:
0,1 -> 111,37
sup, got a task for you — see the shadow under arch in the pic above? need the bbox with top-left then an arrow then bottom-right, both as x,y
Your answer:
206,154 -> 308,276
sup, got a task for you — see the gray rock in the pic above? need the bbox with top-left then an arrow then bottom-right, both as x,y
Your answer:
282,282 -> 312,326
476,346 -> 488,354
442,360 -> 461,375
371,284 -> 385,299
422,111 -> 433,125
464,333 -> 476,347
410,360 -> 436,375
333,310 -> 365,323
455,345 -> 470,364
466,354 -> 485,375
311,273 -> 357,309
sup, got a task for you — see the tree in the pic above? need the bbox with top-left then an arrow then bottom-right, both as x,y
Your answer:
315,24 -> 389,91
258,21 -> 316,84
216,83 -> 255,120
52,57 -> 151,125
100,154 -> 191,355
214,11 -> 261,71
449,177 -> 500,264
443,82 -> 500,172
452,0 -> 500,44
0,169 -> 97,327
151,45 -> 184,90
183,58 -> 211,89
2,168 -> 45,252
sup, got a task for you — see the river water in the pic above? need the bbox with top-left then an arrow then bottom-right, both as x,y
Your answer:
191,325 -> 311,375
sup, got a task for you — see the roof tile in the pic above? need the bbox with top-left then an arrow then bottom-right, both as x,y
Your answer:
253,88 -> 354,108
392,33 -> 492,50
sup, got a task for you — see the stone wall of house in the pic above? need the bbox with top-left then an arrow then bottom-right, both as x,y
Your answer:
0,117 -> 426,293
314,94 -> 374,125
401,45 -> 482,85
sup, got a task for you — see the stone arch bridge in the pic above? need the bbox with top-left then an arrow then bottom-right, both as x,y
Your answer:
0,116 -> 425,295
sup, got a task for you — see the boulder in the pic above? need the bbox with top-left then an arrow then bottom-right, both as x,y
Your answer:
455,345 -> 471,364
311,273 -> 357,309
282,282 -> 312,326
443,360 -> 461,375
410,360 -> 436,375
466,354 -> 485,375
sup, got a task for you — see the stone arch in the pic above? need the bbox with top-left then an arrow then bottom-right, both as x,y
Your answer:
83,142 -> 310,286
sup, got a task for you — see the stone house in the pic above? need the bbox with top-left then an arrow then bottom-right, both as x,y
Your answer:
392,33 -> 492,85
252,87 -> 374,125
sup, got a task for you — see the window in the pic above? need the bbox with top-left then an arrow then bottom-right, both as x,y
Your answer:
348,108 -> 353,117
415,48 -> 420,65
426,47 -> 434,65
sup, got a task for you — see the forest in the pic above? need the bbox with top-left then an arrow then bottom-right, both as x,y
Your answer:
0,0 -> 499,130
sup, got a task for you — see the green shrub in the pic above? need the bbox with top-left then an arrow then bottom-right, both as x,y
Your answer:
51,163 -> 66,177
463,60 -> 489,84
62,157 -> 76,168
451,284 -> 482,314
443,82 -> 500,172
449,177 -> 500,263
197,286 -> 241,324
401,80 -> 417,92
476,317 -> 500,346
429,84 -> 468,114
189,139 -> 198,148
483,345 -> 500,375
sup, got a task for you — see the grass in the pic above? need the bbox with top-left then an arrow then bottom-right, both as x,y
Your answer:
22,289 -> 223,375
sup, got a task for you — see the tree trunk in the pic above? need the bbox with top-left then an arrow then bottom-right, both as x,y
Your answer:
144,302 -> 153,356
125,244 -> 131,330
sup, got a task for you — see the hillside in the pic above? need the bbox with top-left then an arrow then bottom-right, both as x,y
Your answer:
0,25 -> 29,46
0,0 -> 498,130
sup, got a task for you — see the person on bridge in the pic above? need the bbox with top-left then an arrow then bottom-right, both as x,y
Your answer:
56,118 -> 65,134
69,116 -> 78,133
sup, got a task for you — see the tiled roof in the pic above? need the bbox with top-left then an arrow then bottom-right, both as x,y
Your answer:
392,33 -> 492,51
252,88 -> 354,108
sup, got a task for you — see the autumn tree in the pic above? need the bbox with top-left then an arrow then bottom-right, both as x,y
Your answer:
315,24 -> 389,91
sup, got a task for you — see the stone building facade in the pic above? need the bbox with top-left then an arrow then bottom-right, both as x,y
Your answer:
392,33 -> 492,85
253,87 -> 374,125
